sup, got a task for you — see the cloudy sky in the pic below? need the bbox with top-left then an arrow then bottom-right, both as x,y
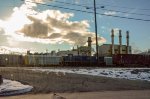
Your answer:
0,0 -> 150,54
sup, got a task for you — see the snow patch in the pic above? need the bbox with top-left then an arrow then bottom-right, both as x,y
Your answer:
29,68 -> 150,81
0,79 -> 33,96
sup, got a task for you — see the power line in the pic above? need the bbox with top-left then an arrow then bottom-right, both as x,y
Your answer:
49,0 -> 150,17
52,0 -> 150,12
100,13 -> 150,21
53,0 -> 150,11
95,3 -> 150,11
24,0 -> 150,22
24,1 -> 93,13
100,8 -> 150,17
51,0 -> 90,8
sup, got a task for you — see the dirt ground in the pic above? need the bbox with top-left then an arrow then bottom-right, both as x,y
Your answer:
1,67 -> 150,99
1,90 -> 150,99
1,67 -> 150,93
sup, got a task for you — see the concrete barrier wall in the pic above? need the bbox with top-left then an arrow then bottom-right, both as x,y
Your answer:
1,67 -> 150,93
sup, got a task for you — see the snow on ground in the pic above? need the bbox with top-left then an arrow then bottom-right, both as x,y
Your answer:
0,79 -> 33,96
29,68 -> 150,81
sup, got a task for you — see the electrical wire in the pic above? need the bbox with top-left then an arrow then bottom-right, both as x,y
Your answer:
51,0 -> 90,8
23,0 -> 150,22
22,0 -> 150,17
95,3 -> 150,11
51,0 -> 150,17
99,8 -> 150,17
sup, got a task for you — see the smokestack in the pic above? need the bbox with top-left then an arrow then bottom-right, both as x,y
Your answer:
126,31 -> 129,54
119,30 -> 122,54
111,29 -> 115,55
87,37 -> 92,56
87,37 -> 92,47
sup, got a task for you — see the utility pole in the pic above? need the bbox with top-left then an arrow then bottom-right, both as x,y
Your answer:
93,0 -> 99,64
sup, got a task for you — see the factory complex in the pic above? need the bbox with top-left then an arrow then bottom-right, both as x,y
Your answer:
0,29 -> 150,67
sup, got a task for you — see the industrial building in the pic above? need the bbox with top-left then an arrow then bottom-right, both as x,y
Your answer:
57,37 -> 93,56
77,46 -> 91,56
99,44 -> 132,56
57,50 -> 78,56
78,37 -> 92,56
98,29 -> 132,56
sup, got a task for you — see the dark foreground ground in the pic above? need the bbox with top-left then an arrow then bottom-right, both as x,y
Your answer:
2,90 -> 150,99
1,67 -> 150,93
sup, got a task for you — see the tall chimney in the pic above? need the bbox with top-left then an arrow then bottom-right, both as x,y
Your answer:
119,30 -> 122,54
111,29 -> 115,55
87,37 -> 92,56
87,37 -> 92,47
126,31 -> 129,54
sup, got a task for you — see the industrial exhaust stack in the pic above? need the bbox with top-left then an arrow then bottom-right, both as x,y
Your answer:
119,30 -> 122,54
126,31 -> 129,54
111,29 -> 115,55
87,37 -> 92,47
87,37 -> 92,56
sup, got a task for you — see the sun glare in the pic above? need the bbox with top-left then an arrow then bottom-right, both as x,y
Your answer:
2,7 -> 32,36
